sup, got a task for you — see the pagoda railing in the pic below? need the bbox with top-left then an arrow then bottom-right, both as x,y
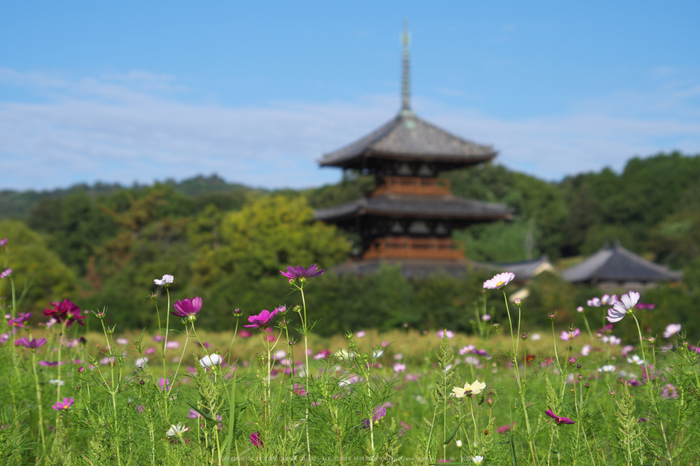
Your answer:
372,176 -> 451,196
362,236 -> 464,260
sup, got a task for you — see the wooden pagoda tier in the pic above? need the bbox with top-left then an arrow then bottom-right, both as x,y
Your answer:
315,192 -> 512,260
319,111 -> 496,178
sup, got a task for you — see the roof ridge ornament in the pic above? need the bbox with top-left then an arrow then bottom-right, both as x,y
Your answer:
401,19 -> 413,115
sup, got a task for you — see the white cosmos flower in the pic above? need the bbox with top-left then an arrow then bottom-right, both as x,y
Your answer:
581,344 -> 591,356
452,380 -> 486,398
627,355 -> 645,365
154,274 -> 174,286
663,323 -> 681,338
199,353 -> 222,368
135,357 -> 149,368
606,291 -> 640,323
472,456 -> 484,464
483,272 -> 515,290
598,365 -> 616,373
166,423 -> 189,437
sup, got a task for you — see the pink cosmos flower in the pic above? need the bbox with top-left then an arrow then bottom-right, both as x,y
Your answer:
52,397 -> 74,411
393,363 -> 406,373
483,272 -> 515,290
250,432 -> 263,449
0,238 -> 6,247
172,297 -> 202,321
0,268 -> 11,279
362,404 -> 387,428
15,337 -> 47,349
560,328 -> 581,341
661,384 -> 678,400
497,423 -> 514,434
606,291 -> 639,323
436,330 -> 454,339
44,299 -> 86,327
279,264 -> 324,281
545,409 -> 575,425
244,309 -> 279,329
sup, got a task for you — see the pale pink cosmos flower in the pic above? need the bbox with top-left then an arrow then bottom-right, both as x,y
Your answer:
560,329 -> 581,341
587,297 -> 601,307
0,269 -> 11,279
606,291 -> 640,323
483,272 -> 515,290
663,323 -> 681,338
437,330 -> 454,339
355,330 -> 366,338
154,274 -> 174,286
581,344 -> 591,356
481,314 -> 492,321
459,345 -> 475,355
393,363 -> 406,373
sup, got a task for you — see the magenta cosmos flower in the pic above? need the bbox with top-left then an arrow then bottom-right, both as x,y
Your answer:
250,432 -> 263,449
244,309 -> 279,329
15,337 -> 47,350
483,272 -> 515,290
44,299 -> 86,327
606,291 -> 640,323
545,409 -> 574,425
172,297 -> 202,321
8,312 -> 32,328
280,264 -> 324,281
52,397 -> 74,411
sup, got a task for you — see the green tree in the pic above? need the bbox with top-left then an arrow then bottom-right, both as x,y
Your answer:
0,220 -> 76,309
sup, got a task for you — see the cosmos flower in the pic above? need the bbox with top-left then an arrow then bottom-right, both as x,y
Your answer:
436,330 -> 454,339
560,328 -> 581,341
545,409 -> 574,425
472,457 -> 484,465
154,274 -> 174,286
244,309 -> 279,329
483,272 -> 515,290
663,323 -> 681,338
172,297 -> 202,321
166,423 -> 189,437
393,363 -> 406,373
135,357 -> 149,369
627,355 -> 645,365
452,380 -> 486,398
44,299 -> 86,327
598,365 -> 616,373
199,353 -> 222,368
661,384 -> 679,400
362,404 -> 388,428
7,312 -> 32,328
581,344 -> 592,356
52,397 -> 74,411
606,291 -> 640,323
0,269 -> 11,279
250,432 -> 263,449
15,337 -> 47,350
279,265 -> 324,281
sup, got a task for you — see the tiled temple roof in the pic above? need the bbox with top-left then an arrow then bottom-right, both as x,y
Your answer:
315,193 -> 512,222
319,112 -> 496,169
562,244 -> 682,283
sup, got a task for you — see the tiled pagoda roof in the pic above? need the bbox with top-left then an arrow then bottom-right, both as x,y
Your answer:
319,111 -> 496,169
315,193 -> 512,222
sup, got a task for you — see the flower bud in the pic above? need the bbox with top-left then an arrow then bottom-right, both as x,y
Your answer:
514,298 -> 522,306
487,398 -> 493,406
233,308 -> 242,317
492,323 -> 500,329
521,334 -> 528,341
569,357 -> 576,365
456,439 -> 463,448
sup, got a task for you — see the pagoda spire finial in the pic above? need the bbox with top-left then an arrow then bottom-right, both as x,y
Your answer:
401,19 -> 412,114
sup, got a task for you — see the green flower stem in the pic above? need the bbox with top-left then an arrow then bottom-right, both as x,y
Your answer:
161,288 -> 172,417
31,352 -> 46,454
99,314 -> 122,466
503,290 -> 536,465
56,320 -> 68,403
299,284 -> 312,465
166,322 -> 192,400
631,313 -> 672,464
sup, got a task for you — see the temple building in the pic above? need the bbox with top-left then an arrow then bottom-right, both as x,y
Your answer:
315,28 -> 512,277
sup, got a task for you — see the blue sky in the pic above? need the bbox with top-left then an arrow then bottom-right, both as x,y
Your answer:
1,1 -> 699,191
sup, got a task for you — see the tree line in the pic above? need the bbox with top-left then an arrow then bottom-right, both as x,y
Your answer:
0,153 -> 699,338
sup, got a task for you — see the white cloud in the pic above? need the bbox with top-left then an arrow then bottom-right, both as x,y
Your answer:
0,68 -> 699,191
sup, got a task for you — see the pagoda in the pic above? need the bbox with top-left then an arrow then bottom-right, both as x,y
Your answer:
315,27 -> 512,276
